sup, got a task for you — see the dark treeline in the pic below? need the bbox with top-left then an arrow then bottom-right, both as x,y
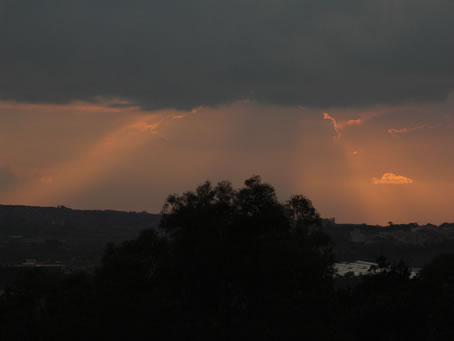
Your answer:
1,176 -> 454,340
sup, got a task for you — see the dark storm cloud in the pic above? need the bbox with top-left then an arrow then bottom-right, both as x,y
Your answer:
1,0 -> 454,110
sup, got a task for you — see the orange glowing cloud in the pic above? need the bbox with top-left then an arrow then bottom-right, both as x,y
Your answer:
388,125 -> 439,136
323,113 -> 341,140
388,128 -> 409,136
323,105 -> 420,142
372,173 -> 414,185
191,106 -> 203,113
129,120 -> 161,133
323,112 -> 362,141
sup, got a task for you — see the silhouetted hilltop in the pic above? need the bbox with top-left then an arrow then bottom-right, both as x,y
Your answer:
1,204 -> 453,268
0,204 -> 159,238
0,205 -> 160,266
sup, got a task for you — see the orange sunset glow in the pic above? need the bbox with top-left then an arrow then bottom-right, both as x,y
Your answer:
0,97 -> 453,225
1,0 -> 454,227
3,2 -> 454,338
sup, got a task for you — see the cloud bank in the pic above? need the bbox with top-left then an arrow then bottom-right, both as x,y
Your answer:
388,128 -> 409,136
388,125 -> 439,136
372,173 -> 414,185
1,0 -> 454,110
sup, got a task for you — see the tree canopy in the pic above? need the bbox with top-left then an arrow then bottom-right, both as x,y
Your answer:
3,177 -> 454,340
97,176 -> 335,339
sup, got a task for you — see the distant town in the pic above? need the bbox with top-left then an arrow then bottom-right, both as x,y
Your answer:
1,204 -> 453,289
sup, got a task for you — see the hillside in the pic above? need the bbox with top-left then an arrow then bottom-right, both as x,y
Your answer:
1,205 -> 453,269
0,205 -> 160,267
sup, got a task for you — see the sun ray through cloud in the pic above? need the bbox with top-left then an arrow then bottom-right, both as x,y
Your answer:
0,112 -> 188,206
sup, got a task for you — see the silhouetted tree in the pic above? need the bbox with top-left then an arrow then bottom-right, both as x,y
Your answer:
157,176 -> 334,339
415,254 -> 454,340
0,176 -> 336,340
5,178 -> 454,340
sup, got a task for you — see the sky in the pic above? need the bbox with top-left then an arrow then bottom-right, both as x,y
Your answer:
1,0 -> 454,225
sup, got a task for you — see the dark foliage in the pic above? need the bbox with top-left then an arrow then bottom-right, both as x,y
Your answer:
2,177 -> 454,340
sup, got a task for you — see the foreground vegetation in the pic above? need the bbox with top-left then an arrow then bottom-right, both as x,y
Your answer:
1,177 -> 454,340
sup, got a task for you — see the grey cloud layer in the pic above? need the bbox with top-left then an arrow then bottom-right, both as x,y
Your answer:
1,0 -> 454,109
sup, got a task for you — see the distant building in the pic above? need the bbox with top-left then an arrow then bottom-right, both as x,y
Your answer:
335,260 -> 376,277
335,260 -> 420,278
